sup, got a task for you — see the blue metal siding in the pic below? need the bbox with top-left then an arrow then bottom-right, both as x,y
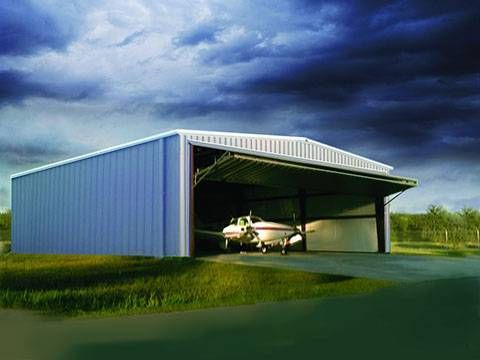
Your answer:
165,136 -> 180,255
11,135 -> 181,256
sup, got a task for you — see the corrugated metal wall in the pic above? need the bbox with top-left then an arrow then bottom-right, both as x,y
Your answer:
184,132 -> 391,174
12,135 -> 183,256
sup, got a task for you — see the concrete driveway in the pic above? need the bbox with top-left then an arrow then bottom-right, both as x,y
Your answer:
202,252 -> 480,282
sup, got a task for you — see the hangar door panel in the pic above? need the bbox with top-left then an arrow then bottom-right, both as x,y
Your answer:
240,198 -> 297,221
306,194 -> 376,217
305,195 -> 377,252
306,218 -> 378,252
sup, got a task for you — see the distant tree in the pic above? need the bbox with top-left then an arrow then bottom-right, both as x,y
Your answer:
425,204 -> 449,242
390,205 -> 480,245
0,209 -> 11,241
0,209 -> 11,230
395,215 -> 409,232
426,204 -> 448,219
459,207 -> 480,229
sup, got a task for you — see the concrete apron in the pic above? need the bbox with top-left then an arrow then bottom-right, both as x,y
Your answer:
201,252 -> 480,282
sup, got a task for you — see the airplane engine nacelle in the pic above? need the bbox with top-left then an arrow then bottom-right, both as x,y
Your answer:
288,233 -> 303,245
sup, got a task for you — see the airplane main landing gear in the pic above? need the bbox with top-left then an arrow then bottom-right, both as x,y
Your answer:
281,238 -> 288,255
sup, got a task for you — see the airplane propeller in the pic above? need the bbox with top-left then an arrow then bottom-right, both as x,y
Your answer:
292,212 -> 298,231
245,225 -> 260,242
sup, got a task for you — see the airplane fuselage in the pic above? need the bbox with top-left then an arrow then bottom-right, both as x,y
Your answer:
223,220 -> 295,244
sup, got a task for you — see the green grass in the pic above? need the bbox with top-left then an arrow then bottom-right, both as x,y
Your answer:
0,229 -> 10,242
0,254 -> 391,318
392,241 -> 480,257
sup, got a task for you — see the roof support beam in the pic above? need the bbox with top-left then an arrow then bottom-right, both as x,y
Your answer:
375,198 -> 386,253
196,152 -> 417,197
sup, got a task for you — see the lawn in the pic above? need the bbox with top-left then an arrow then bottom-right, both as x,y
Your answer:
0,254 -> 391,317
392,241 -> 480,257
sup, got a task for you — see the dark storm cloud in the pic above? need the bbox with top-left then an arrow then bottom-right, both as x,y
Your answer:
331,99 -> 478,145
341,100 -> 479,165
240,5 -> 478,103
213,0 -> 480,164
364,76 -> 479,102
343,9 -> 479,78
198,34 -> 272,65
173,22 -> 222,46
0,141 -> 70,166
0,0 -> 79,55
0,70 -> 103,106
153,95 -> 269,118
154,101 -> 233,118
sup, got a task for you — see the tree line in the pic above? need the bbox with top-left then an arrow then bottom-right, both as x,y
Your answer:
391,205 -> 480,246
1,206 -> 479,245
0,209 -> 11,241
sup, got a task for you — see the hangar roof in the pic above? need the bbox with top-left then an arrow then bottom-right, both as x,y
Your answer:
182,129 -> 393,175
12,129 -> 395,178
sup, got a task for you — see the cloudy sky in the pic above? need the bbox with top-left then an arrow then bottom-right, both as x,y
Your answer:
0,0 -> 478,212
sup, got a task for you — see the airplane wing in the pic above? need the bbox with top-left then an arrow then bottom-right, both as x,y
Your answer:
194,229 -> 225,238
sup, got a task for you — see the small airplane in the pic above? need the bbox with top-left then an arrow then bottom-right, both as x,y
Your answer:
221,213 -> 306,255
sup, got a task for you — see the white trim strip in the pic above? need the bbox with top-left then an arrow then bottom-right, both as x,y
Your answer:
11,130 -> 179,179
177,129 -> 307,141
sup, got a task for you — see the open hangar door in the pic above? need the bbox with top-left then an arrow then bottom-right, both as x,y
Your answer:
193,146 -> 304,254
192,145 -> 416,255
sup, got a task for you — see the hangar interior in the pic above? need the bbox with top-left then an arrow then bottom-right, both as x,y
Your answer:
192,145 -> 415,255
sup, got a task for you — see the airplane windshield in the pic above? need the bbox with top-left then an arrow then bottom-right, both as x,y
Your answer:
238,218 -> 248,226
250,216 -> 263,223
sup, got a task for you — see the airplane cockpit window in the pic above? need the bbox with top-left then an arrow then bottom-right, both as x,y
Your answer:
239,217 -> 248,226
250,216 -> 263,223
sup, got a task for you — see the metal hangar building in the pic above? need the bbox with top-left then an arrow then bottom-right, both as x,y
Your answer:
11,129 -> 417,256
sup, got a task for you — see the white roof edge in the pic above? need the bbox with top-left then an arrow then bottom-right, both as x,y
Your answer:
11,128 -> 393,179
176,129 -> 307,141
11,129 -> 181,179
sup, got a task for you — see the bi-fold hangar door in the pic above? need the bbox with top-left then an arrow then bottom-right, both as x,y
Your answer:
193,148 -> 417,253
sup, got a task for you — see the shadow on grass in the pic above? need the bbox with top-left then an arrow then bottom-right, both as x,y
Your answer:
392,241 -> 480,257
394,242 -> 450,250
0,256 -> 202,291
0,254 -> 378,317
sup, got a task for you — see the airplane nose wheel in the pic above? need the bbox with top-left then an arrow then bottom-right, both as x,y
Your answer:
260,244 -> 268,254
